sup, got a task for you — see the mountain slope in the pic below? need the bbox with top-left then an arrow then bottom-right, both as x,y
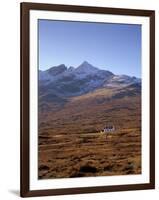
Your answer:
38,82 -> 141,179
39,61 -> 141,106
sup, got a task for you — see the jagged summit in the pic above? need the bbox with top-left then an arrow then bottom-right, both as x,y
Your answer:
46,64 -> 67,76
79,61 -> 95,67
76,61 -> 98,73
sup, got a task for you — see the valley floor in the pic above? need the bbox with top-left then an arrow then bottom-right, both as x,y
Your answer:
38,128 -> 141,179
38,92 -> 141,179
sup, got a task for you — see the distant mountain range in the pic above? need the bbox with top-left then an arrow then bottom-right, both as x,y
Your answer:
39,61 -> 141,97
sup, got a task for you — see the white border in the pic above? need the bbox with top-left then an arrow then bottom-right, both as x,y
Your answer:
29,10 -> 150,190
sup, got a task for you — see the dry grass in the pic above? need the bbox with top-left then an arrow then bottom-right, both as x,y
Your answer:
38,87 -> 141,179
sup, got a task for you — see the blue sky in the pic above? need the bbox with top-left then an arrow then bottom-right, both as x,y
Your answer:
38,19 -> 141,78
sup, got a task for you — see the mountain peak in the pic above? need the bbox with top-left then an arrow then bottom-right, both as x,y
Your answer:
79,61 -> 95,67
76,61 -> 98,73
47,64 -> 67,76
81,61 -> 91,65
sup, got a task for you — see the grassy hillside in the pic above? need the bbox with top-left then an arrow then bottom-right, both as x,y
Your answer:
38,86 -> 141,179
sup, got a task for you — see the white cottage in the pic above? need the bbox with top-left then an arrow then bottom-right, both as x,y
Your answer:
103,125 -> 115,132
101,125 -> 115,140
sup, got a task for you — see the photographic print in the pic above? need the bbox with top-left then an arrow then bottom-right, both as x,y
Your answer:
21,2 -> 155,197
38,20 -> 142,179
